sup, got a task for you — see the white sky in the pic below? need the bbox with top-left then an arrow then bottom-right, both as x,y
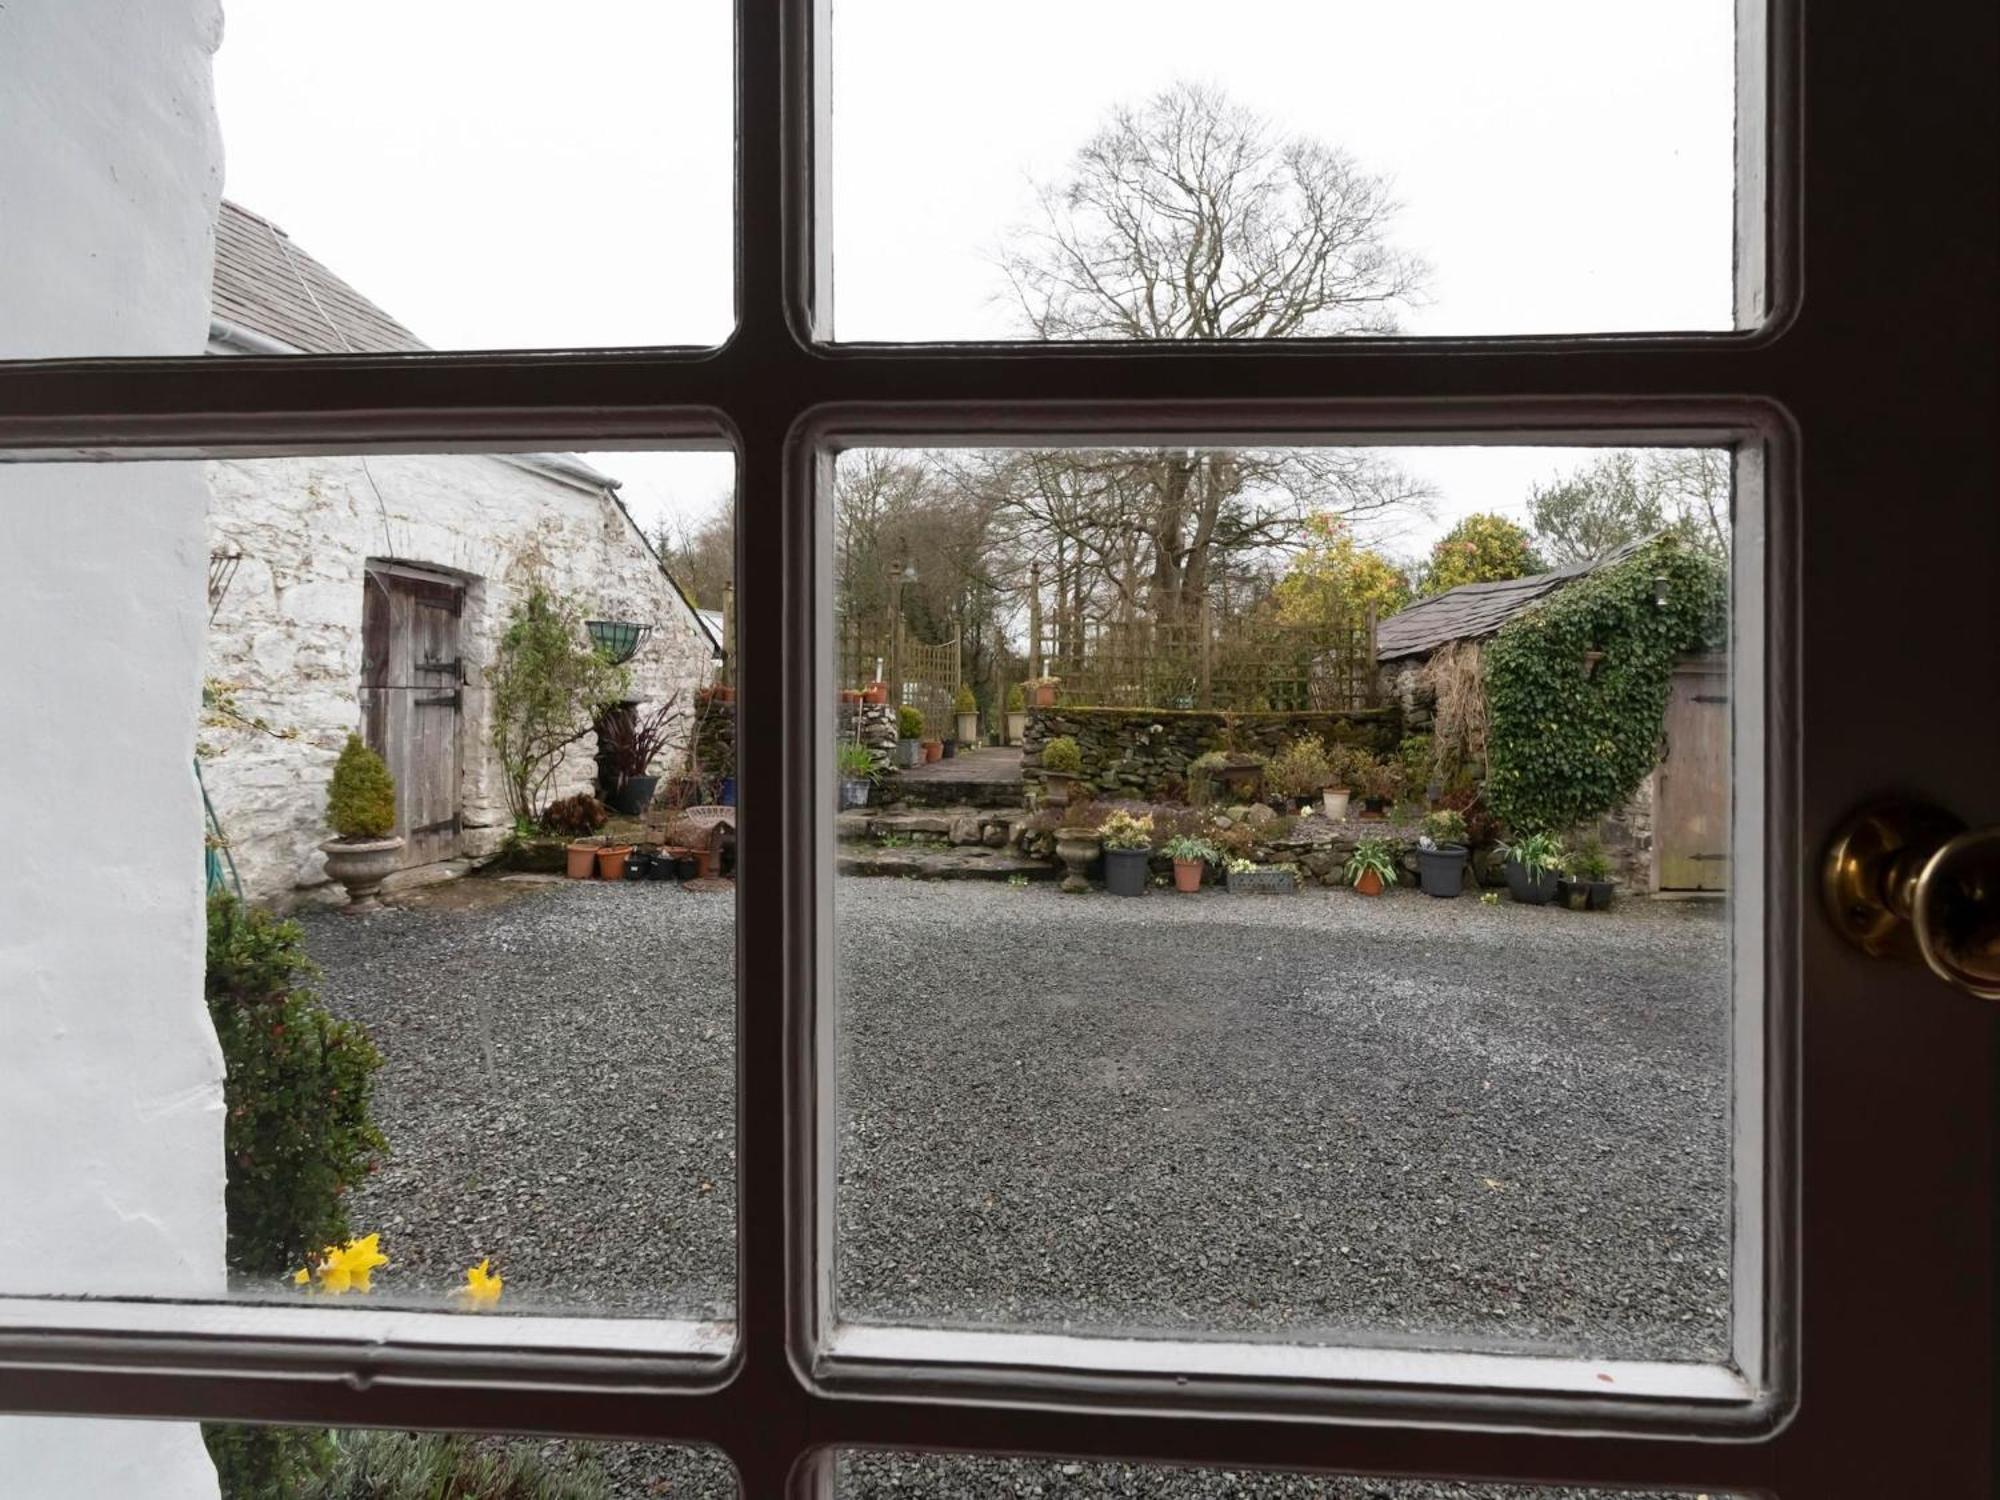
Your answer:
213,1 -> 1733,553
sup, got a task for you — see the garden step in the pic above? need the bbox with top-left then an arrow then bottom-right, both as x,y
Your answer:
838,807 -> 1028,847
835,845 -> 1059,882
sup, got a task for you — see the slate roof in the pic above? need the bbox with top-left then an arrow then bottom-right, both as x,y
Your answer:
211,201 -> 427,355
1375,536 -> 1654,662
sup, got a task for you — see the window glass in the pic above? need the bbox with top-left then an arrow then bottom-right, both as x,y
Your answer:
828,1 -> 1737,340
202,0 -> 731,356
3,447 -> 738,1324
832,442 -> 1739,1362
837,1452 -> 1735,1498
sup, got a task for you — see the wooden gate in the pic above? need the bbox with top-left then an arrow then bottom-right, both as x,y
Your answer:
1655,655 -> 1728,891
360,566 -> 465,868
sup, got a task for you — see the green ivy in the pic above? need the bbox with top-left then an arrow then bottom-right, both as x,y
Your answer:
1483,537 -> 1726,834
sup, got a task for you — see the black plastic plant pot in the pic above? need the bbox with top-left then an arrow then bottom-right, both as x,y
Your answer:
644,852 -> 677,881
1103,847 -> 1150,897
1582,879 -> 1615,911
622,852 -> 649,881
941,738 -> 957,759
1417,844 -> 1469,898
611,774 -> 659,816
674,855 -> 699,881
1505,858 -> 1562,905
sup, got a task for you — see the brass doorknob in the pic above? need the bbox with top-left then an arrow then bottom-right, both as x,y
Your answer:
1823,803 -> 2000,1001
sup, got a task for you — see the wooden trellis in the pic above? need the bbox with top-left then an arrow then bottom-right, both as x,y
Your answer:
1036,610 -> 1376,712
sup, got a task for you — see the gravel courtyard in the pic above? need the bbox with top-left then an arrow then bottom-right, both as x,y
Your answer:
302,876 -> 1730,1498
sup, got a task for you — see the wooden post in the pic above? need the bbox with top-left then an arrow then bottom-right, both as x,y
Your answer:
1198,590 -> 1214,709
1028,560 -> 1043,682
721,583 -> 736,688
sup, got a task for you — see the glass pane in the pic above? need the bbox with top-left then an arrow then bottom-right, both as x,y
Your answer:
3,447 -> 738,1324
837,1452 -> 1734,1499
828,2 -> 1738,340
832,443 -> 1740,1363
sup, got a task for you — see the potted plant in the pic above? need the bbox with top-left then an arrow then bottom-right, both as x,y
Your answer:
596,838 -> 634,880
954,684 -> 979,746
839,688 -> 863,706
598,699 -> 681,816
863,681 -> 888,705
1097,810 -> 1155,897
320,734 -> 404,910
1562,840 -> 1617,910
1024,675 -> 1060,708
1190,749 -> 1267,805
1227,857 -> 1300,895
1344,838 -> 1398,895
1162,835 -> 1220,892
1498,831 -> 1566,906
895,705 -> 924,767
1268,737 -> 1333,814
1038,734 -> 1086,807
1416,809 -> 1471,898
1357,756 -> 1405,818
1004,683 -> 1027,745
836,741 -> 877,810
921,736 -> 943,763
1053,817 -> 1102,894
1321,744 -> 1370,820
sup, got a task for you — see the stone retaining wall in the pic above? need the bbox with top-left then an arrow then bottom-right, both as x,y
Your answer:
1023,705 -> 1402,800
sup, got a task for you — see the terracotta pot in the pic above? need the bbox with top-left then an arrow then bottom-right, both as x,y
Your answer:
922,739 -> 942,762
321,835 -> 405,910
597,844 -> 634,880
711,685 -> 736,704
694,845 -> 718,880
1028,683 -> 1058,708
1354,867 -> 1385,896
839,689 -> 863,705
1172,858 -> 1204,893
863,683 -> 888,704
565,842 -> 598,879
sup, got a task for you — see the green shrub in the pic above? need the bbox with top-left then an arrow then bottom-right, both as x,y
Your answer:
896,704 -> 925,739
324,734 -> 396,839
1041,735 -> 1083,775
1397,733 -> 1435,794
489,584 -> 631,824
1420,808 -> 1468,847
1571,838 -> 1614,882
954,683 -> 977,713
298,1431 -> 611,1500
205,1425 -> 336,1499
207,894 -> 387,1277
1268,737 -> 1333,798
1006,683 -> 1026,711
1323,743 -> 1374,792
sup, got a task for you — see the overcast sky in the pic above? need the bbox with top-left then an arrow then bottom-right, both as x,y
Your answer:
214,1 -> 1733,555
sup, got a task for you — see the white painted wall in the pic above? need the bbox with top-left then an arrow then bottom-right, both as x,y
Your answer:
0,2 -> 225,1496
203,451 -> 715,904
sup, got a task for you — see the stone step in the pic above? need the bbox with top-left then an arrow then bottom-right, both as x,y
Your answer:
878,776 -> 1025,811
837,806 -> 1027,848
836,845 -> 1059,881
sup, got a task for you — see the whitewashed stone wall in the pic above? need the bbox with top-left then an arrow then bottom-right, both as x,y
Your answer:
0,1 -> 225,1495
202,451 -> 714,905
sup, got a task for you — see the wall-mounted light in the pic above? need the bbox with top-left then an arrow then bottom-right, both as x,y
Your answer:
1652,574 -> 1671,608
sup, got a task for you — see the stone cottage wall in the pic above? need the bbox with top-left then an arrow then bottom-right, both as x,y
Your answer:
1023,705 -> 1401,798
202,451 -> 713,904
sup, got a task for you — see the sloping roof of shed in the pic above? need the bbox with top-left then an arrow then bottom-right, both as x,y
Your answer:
1375,536 -> 1653,662
211,201 -> 429,356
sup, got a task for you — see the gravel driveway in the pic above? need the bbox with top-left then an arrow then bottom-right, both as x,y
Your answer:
301,877 -> 1729,1499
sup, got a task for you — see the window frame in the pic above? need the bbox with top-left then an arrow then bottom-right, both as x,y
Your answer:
0,0 -> 1814,1494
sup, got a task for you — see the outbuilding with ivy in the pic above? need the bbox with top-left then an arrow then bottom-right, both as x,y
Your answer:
1375,534 -> 1730,895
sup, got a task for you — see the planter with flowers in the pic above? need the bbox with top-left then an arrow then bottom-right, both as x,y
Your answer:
1163,834 -> 1220,893
1226,857 -> 1299,895
320,735 -> 404,910
1345,838 -> 1399,897
1499,831 -> 1566,906
1097,810 -> 1155,897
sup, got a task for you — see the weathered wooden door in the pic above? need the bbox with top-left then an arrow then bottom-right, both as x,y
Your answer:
360,566 -> 464,868
1656,654 -> 1728,891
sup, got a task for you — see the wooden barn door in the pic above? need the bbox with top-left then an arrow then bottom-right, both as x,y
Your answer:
1656,654 -> 1728,891
360,566 -> 465,868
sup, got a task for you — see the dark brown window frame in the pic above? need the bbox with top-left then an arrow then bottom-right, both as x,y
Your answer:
0,0 -> 1812,1494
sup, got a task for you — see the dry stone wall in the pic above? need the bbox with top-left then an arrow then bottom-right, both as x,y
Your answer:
1023,705 -> 1402,799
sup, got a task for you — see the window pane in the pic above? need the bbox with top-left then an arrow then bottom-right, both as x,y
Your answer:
3,447 -> 738,1325
837,1452 -> 1734,1499
828,2 -> 1738,340
832,443 -> 1741,1364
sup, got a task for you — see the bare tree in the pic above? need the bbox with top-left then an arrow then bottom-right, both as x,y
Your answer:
651,493 -> 735,612
1001,81 -> 1427,340
1528,450 -> 1732,565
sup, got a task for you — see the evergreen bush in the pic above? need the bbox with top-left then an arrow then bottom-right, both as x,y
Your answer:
324,734 -> 396,839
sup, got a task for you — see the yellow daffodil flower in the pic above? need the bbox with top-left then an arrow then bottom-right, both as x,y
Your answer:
455,1258 -> 503,1310
300,1233 -> 388,1296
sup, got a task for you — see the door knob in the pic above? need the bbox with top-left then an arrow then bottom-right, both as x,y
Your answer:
1823,802 -> 2000,1001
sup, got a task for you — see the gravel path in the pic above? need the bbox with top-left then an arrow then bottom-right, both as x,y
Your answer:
300,877 -> 1729,1499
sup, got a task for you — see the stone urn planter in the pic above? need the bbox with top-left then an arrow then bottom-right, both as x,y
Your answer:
1005,710 -> 1027,745
956,711 -> 979,744
321,836 -> 404,911
1054,831 -> 1101,894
